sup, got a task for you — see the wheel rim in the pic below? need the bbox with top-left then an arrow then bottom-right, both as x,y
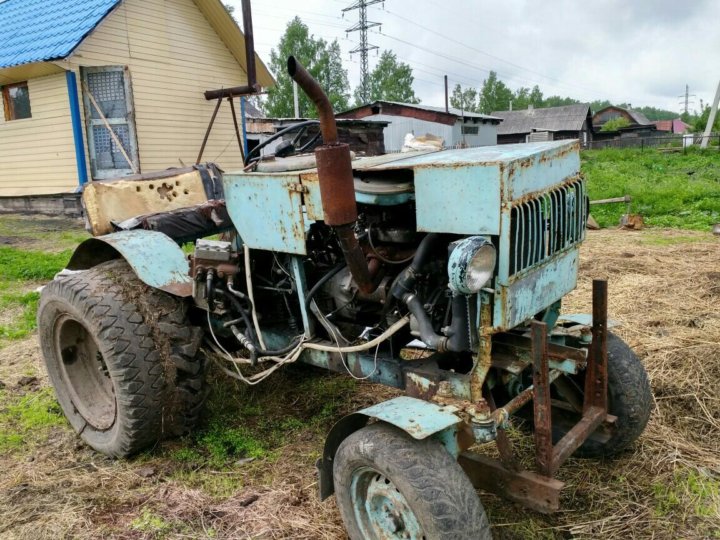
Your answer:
54,315 -> 116,430
350,467 -> 425,540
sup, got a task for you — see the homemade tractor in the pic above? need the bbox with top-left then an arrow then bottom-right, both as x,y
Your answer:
38,58 -> 651,539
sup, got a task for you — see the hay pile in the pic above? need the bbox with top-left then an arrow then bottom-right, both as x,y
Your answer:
522,229 -> 720,539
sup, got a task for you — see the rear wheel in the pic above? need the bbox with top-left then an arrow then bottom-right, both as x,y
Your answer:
333,423 -> 491,540
38,260 -> 205,457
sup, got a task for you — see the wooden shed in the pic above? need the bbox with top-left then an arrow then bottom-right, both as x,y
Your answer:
0,0 -> 273,197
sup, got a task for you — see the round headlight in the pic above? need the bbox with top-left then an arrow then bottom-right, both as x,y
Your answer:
448,236 -> 497,295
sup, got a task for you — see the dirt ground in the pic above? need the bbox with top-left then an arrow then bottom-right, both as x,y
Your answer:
0,220 -> 719,539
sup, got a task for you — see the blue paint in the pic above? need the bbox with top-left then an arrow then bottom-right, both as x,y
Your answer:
67,230 -> 192,296
240,97 -> 249,159
360,396 -> 461,440
223,173 -> 307,254
494,247 -> 579,330
354,191 -> 414,206
290,256 -> 314,337
66,71 -> 88,187
0,0 -> 121,69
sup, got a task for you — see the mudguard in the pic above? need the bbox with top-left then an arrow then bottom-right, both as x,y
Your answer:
316,396 -> 462,500
66,230 -> 193,297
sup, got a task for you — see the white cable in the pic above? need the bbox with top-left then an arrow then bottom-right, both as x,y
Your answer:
302,316 -> 410,353
243,244 -> 268,350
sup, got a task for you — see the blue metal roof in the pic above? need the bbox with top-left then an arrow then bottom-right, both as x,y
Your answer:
0,0 -> 121,69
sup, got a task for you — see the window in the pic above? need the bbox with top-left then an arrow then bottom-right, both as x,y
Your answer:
461,125 -> 479,135
2,82 -> 32,121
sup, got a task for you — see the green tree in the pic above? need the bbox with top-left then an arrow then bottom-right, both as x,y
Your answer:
449,84 -> 479,112
479,71 -> 513,113
356,51 -> 419,105
542,95 -> 579,108
512,85 -> 544,110
223,2 -> 234,15
693,105 -> 720,132
600,117 -> 631,132
264,17 -> 350,118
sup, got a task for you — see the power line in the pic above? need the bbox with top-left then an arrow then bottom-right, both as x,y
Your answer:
342,0 -> 384,102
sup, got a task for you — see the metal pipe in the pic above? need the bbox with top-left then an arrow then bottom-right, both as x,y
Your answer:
241,0 -> 257,91
287,56 -> 379,294
287,56 -> 338,144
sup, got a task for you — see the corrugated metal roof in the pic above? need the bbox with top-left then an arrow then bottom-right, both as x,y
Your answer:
0,0 -> 121,69
491,104 -> 591,135
626,109 -> 652,126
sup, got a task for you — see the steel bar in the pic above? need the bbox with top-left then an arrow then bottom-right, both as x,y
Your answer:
532,321 -> 553,477
492,369 -> 562,423
484,386 -> 520,471
241,0 -> 256,91
585,280 -> 608,412
196,97 -> 223,164
551,406 -> 605,473
228,96 -> 244,161
204,85 -> 257,100
458,452 -> 564,514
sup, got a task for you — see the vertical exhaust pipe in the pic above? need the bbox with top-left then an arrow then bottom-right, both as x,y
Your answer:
287,56 -> 378,294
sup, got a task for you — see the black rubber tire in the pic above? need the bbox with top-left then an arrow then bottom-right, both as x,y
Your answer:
333,423 -> 492,540
38,259 -> 205,457
556,333 -> 652,458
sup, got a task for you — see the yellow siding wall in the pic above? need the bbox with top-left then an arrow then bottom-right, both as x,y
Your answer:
0,73 -> 78,196
64,0 -> 248,177
0,0 -> 252,196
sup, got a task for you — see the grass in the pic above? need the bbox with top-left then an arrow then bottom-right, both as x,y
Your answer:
0,387 -> 66,452
0,246 -> 71,347
582,147 -> 720,229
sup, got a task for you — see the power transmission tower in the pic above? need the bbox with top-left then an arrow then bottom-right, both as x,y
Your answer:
343,0 -> 383,103
678,84 -> 696,114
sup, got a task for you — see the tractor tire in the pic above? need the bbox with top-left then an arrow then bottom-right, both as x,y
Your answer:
554,332 -> 652,458
38,259 -> 205,457
333,423 -> 492,540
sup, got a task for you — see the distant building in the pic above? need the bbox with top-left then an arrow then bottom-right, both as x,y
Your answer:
0,0 -> 273,197
654,119 -> 691,134
491,104 -> 593,146
592,106 -> 657,136
336,101 -> 501,152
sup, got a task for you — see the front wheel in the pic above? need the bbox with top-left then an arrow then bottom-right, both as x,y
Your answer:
333,423 -> 491,540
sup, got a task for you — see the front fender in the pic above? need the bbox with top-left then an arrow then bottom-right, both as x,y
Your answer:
316,396 -> 462,500
67,230 -> 193,297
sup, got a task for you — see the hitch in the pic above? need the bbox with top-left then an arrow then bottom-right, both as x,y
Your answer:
459,279 -> 616,513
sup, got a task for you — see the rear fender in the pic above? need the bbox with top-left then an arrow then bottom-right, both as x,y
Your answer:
316,396 -> 463,500
66,230 -> 193,297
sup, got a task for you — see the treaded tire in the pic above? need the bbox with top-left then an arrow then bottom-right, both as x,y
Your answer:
557,333 -> 652,458
333,423 -> 492,540
38,260 -> 205,457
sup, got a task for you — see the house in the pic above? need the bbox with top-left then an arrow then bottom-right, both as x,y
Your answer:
654,119 -> 691,134
592,106 -> 657,136
336,101 -> 501,152
491,104 -> 594,146
0,0 -> 273,198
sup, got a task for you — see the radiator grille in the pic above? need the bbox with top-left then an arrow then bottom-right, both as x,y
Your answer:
509,178 -> 587,276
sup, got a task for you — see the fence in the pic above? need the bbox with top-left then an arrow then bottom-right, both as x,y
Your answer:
587,132 -> 720,151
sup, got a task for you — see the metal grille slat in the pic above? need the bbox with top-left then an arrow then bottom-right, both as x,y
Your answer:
509,178 -> 586,277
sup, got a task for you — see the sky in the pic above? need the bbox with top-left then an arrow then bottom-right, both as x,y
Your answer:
226,0 -> 720,114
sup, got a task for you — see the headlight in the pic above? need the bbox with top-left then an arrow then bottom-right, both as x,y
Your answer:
448,236 -> 497,295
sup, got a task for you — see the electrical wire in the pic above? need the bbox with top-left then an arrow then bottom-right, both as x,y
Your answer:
244,244 -> 268,350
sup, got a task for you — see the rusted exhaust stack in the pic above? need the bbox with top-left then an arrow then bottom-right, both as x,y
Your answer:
287,56 -> 377,293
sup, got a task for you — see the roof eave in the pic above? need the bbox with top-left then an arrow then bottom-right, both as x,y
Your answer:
192,0 -> 275,88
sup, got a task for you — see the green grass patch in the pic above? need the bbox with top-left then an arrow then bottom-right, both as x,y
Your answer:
652,468 -> 720,519
0,247 -> 72,282
0,291 -> 39,340
582,147 -> 720,230
0,388 -> 67,452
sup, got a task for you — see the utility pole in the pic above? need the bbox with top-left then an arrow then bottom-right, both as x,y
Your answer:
700,80 -> 720,149
343,0 -> 383,103
678,84 -> 696,115
444,75 -> 449,113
